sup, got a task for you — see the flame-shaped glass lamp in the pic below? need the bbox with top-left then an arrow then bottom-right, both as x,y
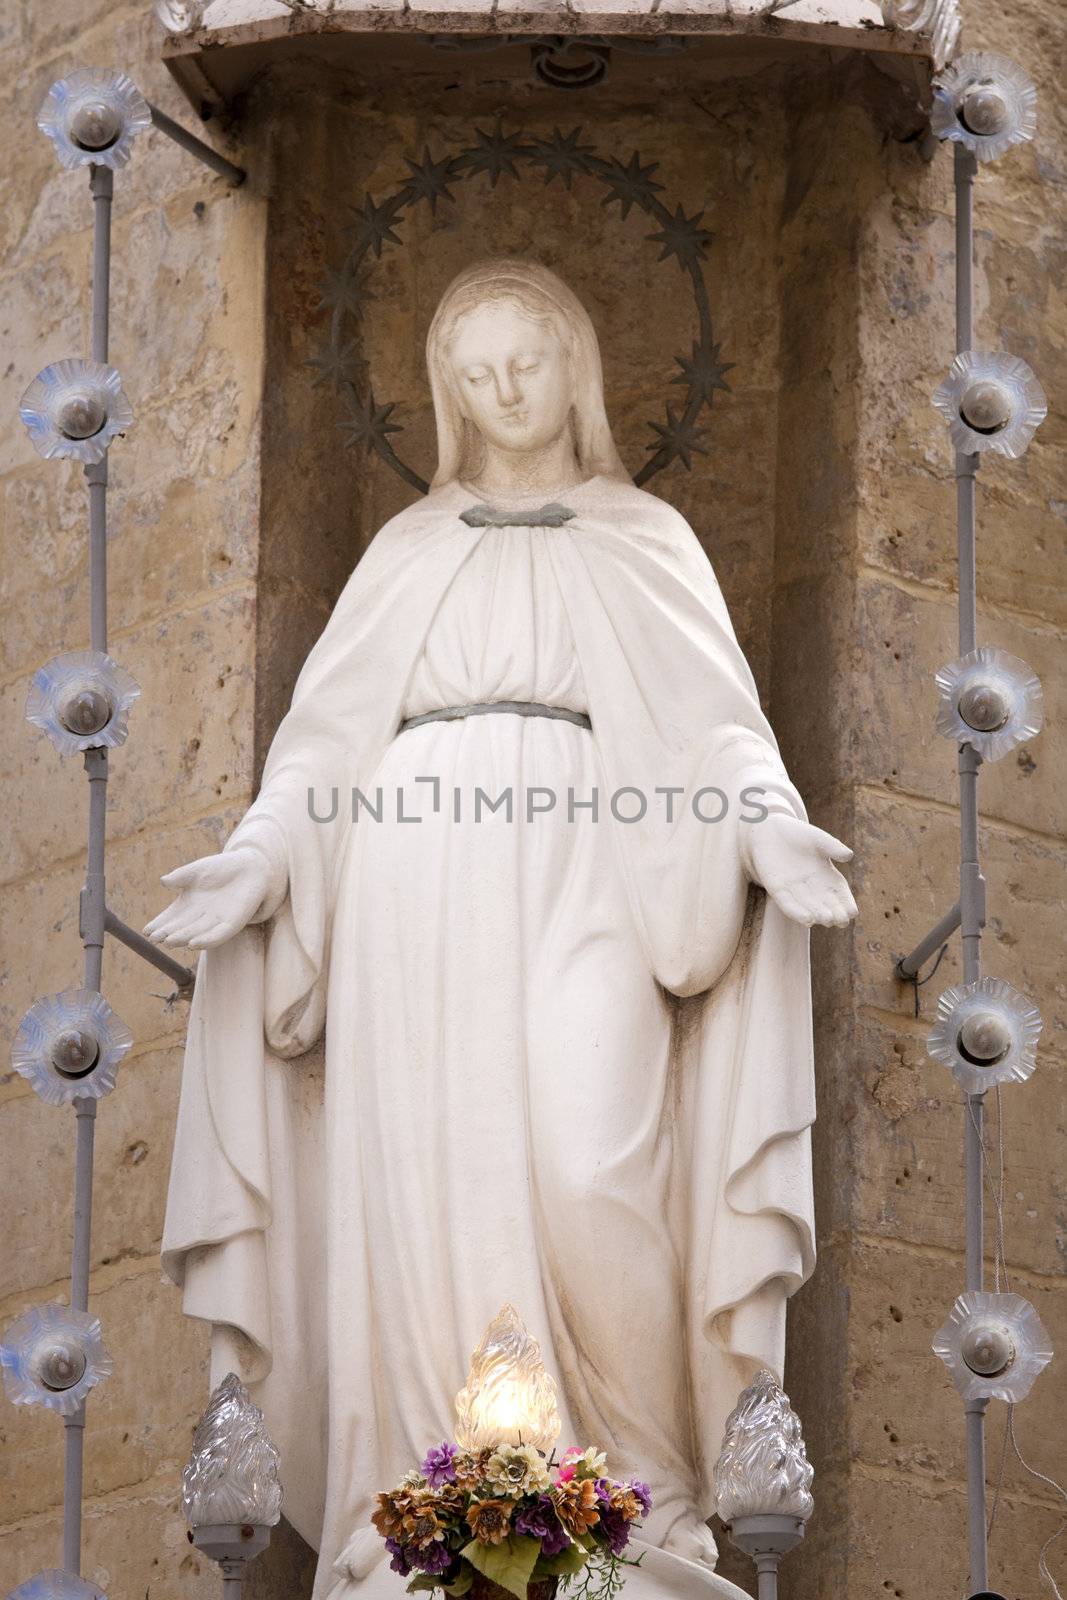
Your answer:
927,977 -> 1041,1096
12,989 -> 133,1106
1,1304 -> 112,1415
7,1574 -> 106,1600
181,1372 -> 283,1529
37,69 -> 151,171
931,52 -> 1038,163
714,1369 -> 814,1526
932,351 -> 1047,459
454,1305 -> 562,1454
26,650 -> 140,757
934,1291 -> 1052,1403
154,0 -> 206,28
880,0 -> 961,71
20,360 -> 133,465
935,647 -> 1043,762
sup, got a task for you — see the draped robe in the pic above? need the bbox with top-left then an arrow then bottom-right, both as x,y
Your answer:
162,474 -> 815,1600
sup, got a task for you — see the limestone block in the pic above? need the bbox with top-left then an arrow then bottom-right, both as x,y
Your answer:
852,574 -> 1064,837
2,588 -> 255,885
0,812 -> 238,1080
852,789 -> 1067,1064
843,1238 -> 1066,1489
0,1482 -> 217,1600
0,1041 -> 185,1301
0,1262 -> 209,1524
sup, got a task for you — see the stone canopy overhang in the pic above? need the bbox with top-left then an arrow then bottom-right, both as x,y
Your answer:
160,0 -> 937,112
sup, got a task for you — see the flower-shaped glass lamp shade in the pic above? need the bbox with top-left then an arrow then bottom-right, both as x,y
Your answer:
154,0 -> 206,28
182,1373 -> 283,1529
714,1369 -> 814,1526
935,648 -> 1043,762
932,351 -> 1047,459
931,53 -> 1038,163
880,0 -> 961,71
26,651 -> 140,757
927,977 -> 1041,1096
1,1304 -> 112,1416
454,1305 -> 562,1454
37,69 -> 151,170
934,1291 -> 1052,1403
7,1574 -> 106,1600
12,990 -> 133,1107
20,360 -> 133,465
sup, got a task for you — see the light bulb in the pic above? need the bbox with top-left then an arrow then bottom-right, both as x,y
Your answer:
960,84 -> 1011,138
959,379 -> 1011,434
957,682 -> 1010,733
961,1320 -> 1014,1377
69,99 -> 123,151
957,1011 -> 1012,1066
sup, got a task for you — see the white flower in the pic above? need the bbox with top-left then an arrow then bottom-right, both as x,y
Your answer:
486,1443 -> 551,1495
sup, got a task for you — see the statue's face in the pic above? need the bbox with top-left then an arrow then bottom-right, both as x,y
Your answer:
447,301 -> 573,457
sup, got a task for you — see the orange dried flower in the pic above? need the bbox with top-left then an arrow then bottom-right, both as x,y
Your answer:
550,1478 -> 601,1536
466,1498 -> 516,1545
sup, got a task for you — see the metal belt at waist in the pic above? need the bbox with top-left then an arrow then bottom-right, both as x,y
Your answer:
399,700 -> 592,733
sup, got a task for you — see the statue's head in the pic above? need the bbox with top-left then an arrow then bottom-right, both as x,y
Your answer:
427,259 -> 629,488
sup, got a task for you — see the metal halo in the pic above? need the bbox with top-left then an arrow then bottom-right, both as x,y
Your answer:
312,124 -> 730,494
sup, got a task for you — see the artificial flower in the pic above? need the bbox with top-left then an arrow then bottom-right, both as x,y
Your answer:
422,1441 -> 459,1487
486,1443 -> 551,1496
466,1498 -> 515,1545
557,1445 -> 606,1482
385,1537 -> 412,1576
514,1495 -> 571,1557
550,1477 -> 601,1536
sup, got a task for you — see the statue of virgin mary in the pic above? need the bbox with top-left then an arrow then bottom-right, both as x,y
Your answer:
152,260 -> 856,1600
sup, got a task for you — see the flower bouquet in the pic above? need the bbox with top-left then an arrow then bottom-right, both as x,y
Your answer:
373,1443 -> 651,1599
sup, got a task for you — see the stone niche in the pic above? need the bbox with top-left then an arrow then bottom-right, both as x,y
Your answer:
176,21 -> 931,1600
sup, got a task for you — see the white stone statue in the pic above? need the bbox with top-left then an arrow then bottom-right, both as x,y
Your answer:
151,260 -> 856,1600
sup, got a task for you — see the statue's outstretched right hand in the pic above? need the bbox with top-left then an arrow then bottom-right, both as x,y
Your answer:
144,846 -> 273,950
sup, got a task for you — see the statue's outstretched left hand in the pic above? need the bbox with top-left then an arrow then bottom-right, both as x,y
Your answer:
746,812 -> 857,928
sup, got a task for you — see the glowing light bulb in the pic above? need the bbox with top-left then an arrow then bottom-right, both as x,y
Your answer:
454,1306 -> 562,1454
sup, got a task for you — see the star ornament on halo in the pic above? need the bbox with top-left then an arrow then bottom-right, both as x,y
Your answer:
305,340 -> 363,392
672,341 -> 734,406
402,148 -> 459,215
599,151 -> 665,220
315,269 -> 376,320
529,127 -> 598,189
346,194 -> 405,259
338,390 -> 403,454
646,404 -> 711,471
647,205 -> 714,269
459,123 -> 531,189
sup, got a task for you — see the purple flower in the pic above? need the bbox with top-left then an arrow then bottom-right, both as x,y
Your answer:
421,1441 -> 458,1487
516,1495 -> 571,1558
385,1538 -> 412,1576
598,1508 -> 632,1556
630,1480 -> 653,1518
411,1541 -> 454,1576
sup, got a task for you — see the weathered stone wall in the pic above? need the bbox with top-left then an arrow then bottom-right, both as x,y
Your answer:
0,4 -> 1063,1599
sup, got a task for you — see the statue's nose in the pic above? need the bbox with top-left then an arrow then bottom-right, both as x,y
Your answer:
494,370 -> 521,408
